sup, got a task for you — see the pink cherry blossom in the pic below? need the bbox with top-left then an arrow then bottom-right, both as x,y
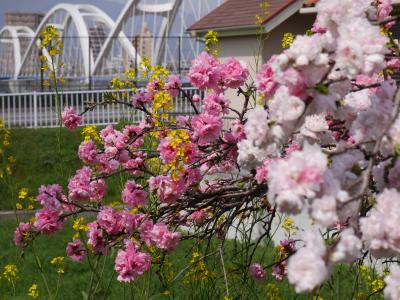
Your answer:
268,143 -> 328,214
122,180 -> 147,207
68,167 -> 106,202
165,74 -> 182,97
335,17 -> 388,78
191,113 -> 222,145
139,219 -> 154,246
114,240 -> 151,282
61,107 -> 81,130
150,223 -> 181,252
249,263 -> 266,282
13,222 -> 32,246
202,92 -> 230,116
272,261 -> 288,281
96,154 -> 120,175
78,140 -> 98,164
181,167 -> 201,187
190,209 -> 208,224
192,94 -> 201,103
220,58 -> 249,89
148,175 -> 185,204
188,51 -> 221,91
157,137 -> 177,164
288,231 -> 328,293
377,0 -> 393,21
387,58 -> 400,70
97,207 -> 123,236
231,119 -> 246,141
37,184 -> 65,211
132,90 -> 153,107
255,159 -> 271,184
87,221 -> 106,254
34,208 -> 65,235
256,57 -> 279,100
119,210 -> 144,234
66,239 -> 87,262
123,156 -> 145,175
311,22 -> 327,34
360,188 -> 400,257
330,228 -> 361,263
384,264 -> 400,300
123,125 -> 145,148
100,125 -> 126,158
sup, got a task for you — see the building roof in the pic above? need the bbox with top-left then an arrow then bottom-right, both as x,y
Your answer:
187,0 -> 298,33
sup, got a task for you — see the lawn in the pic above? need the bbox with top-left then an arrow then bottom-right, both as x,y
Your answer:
0,218 -> 287,300
0,217 -> 384,300
0,127 -> 122,210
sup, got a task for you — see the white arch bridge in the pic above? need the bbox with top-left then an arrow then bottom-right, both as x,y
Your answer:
0,0 -> 223,91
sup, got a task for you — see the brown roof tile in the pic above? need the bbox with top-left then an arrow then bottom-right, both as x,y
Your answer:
187,0 -> 297,32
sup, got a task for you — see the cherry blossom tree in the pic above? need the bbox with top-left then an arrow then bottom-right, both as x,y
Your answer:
12,0 -> 400,298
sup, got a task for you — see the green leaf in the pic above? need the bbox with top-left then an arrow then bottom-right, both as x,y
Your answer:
316,83 -> 329,95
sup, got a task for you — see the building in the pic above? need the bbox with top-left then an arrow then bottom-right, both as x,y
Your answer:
132,22 -> 153,60
187,0 -> 312,69
5,12 -> 44,31
187,0 -> 314,110
88,24 -> 108,61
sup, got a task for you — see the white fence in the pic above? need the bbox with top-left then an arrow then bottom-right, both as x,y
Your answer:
0,88 -> 201,128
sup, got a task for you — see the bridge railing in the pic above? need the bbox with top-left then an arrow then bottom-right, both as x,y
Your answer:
0,88 -> 203,129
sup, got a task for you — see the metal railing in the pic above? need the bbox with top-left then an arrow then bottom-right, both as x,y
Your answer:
0,88 -> 201,128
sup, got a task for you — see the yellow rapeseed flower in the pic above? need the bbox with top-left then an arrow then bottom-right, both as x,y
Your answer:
50,256 -> 65,274
282,33 -> 294,49
28,283 -> 39,298
204,30 -> 219,57
72,217 -> 88,232
3,264 -> 18,282
18,188 -> 29,199
140,57 -> 152,77
255,1 -> 270,26
150,66 -> 169,81
371,278 -> 384,293
265,283 -> 281,300
81,125 -> 101,143
282,217 -> 296,236
43,80 -> 50,88
153,91 -> 173,111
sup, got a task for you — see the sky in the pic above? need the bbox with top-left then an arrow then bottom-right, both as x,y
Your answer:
0,0 -> 129,27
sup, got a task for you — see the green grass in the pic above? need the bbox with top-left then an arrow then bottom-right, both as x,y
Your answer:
0,218 -> 280,300
0,217 -> 385,300
0,127 -> 122,210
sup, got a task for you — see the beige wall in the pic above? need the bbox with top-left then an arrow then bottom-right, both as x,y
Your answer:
217,12 -> 314,114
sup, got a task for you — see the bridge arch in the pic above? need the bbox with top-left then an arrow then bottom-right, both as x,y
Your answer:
0,26 -> 34,79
